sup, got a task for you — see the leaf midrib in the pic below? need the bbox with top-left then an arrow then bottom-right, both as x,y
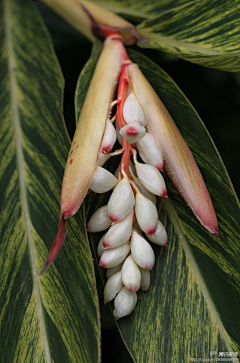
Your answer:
4,0 -> 51,361
163,198 -> 232,351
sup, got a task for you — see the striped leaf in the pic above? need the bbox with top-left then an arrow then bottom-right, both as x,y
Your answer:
92,0 -> 196,21
0,0 -> 99,362
137,0 -> 240,72
80,45 -> 240,361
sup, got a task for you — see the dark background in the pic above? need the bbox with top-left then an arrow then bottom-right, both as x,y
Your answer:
37,3 -> 240,362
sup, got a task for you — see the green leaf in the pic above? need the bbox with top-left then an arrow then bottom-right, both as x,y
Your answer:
0,0 -> 99,362
137,0 -> 240,72
92,0 -> 196,21
79,45 -> 240,361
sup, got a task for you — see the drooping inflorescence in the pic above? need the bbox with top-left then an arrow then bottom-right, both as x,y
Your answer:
41,34 -> 218,321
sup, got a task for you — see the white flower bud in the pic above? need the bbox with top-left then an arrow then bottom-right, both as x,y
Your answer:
103,209 -> 133,248
121,255 -> 141,292
99,241 -> 130,268
119,122 -> 146,144
108,178 -> 135,223
123,92 -> 147,126
106,262 -> 123,279
140,267 -> 151,291
131,230 -> 155,270
146,220 -> 168,246
90,166 -> 118,193
97,234 -> 105,258
135,162 -> 167,197
132,176 -> 156,205
113,287 -> 137,320
87,205 -> 112,232
104,271 -> 123,304
97,152 -> 111,167
100,119 -> 117,153
136,133 -> 164,171
135,193 -> 158,236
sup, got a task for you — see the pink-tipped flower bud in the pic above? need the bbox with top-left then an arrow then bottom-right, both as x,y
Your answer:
90,166 -> 118,193
129,166 -> 156,205
121,255 -> 141,292
135,193 -> 158,236
123,92 -> 147,126
136,133 -> 164,171
131,230 -> 155,270
119,122 -> 146,144
87,205 -> 112,232
146,220 -> 168,246
107,178 -> 135,223
140,267 -> 151,291
103,209 -> 133,249
99,241 -> 130,268
97,152 -> 111,167
106,262 -> 124,279
113,287 -> 137,320
100,119 -> 117,153
104,271 -> 123,304
97,234 -> 105,258
135,162 -> 167,197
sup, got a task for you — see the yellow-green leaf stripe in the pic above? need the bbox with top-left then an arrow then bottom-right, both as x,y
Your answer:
137,0 -> 240,72
0,0 -> 100,361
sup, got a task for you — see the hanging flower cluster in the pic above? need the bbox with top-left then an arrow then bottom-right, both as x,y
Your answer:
41,34 -> 218,319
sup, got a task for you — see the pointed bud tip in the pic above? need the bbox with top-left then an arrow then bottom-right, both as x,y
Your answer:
146,227 -> 156,236
145,264 -> 154,270
99,260 -> 107,268
102,145 -> 112,153
156,162 -> 164,171
109,215 -> 120,223
128,285 -> 140,292
103,241 -> 111,249
160,188 -> 167,198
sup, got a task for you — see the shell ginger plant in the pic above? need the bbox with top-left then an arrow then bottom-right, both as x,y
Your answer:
1,0 -> 240,362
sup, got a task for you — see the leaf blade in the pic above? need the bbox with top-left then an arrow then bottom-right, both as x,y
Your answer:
0,0 -> 100,361
137,0 -> 240,72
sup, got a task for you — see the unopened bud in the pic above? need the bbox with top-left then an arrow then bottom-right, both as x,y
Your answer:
131,230 -> 155,270
121,255 -> 141,292
136,133 -> 163,171
140,268 -> 151,291
99,241 -> 130,268
104,271 -> 123,304
103,209 -> 133,248
135,162 -> 167,197
90,166 -> 118,193
123,92 -> 147,126
100,119 -> 117,153
106,262 -> 124,279
87,205 -> 112,232
135,193 -> 158,236
97,152 -> 111,167
129,166 -> 156,205
97,234 -> 105,258
113,287 -> 137,320
146,220 -> 168,246
119,122 -> 146,144
108,178 -> 135,223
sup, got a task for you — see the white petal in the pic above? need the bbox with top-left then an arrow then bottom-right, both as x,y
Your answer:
104,271 -> 123,304
100,119 -> 117,153
113,287 -> 137,320
108,178 -> 135,222
106,262 -> 124,279
87,205 -> 112,232
99,242 -> 130,268
123,92 -> 147,126
119,122 -> 146,144
90,166 -> 118,193
121,255 -> 141,292
136,163 -> 167,197
131,230 -> 155,270
135,193 -> 158,236
97,152 -> 111,167
97,234 -> 105,258
103,209 -> 133,248
140,268 -> 151,291
136,133 -> 163,171
146,220 -> 168,246
132,177 -> 156,205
